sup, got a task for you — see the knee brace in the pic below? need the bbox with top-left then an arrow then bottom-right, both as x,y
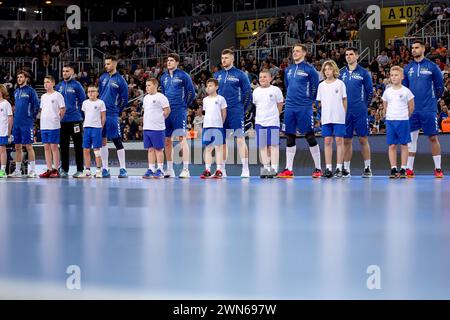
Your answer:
112,138 -> 124,150
94,150 -> 101,158
408,130 -> 419,153
305,132 -> 318,147
286,134 -> 296,147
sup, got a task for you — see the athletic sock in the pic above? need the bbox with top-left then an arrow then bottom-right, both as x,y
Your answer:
344,161 -> 351,171
309,145 -> 321,170
364,159 -> 371,169
183,161 -> 189,170
407,156 -> 415,170
167,161 -> 173,171
286,146 -> 296,171
433,155 -> 441,169
15,161 -> 21,172
337,163 -> 343,170
117,149 -> 126,169
29,161 -> 36,172
326,164 -> 332,170
100,146 -> 109,170
242,158 -> 249,171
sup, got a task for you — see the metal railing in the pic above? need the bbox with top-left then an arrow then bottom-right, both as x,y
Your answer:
388,35 -> 450,52
0,57 -> 38,81
359,46 -> 371,63
411,19 -> 450,38
374,39 -> 380,59
246,32 -> 288,49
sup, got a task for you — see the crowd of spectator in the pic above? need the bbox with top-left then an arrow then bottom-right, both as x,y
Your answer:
266,3 -> 364,44
94,17 -> 220,60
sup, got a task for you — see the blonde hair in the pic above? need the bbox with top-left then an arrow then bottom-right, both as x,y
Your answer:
390,66 -> 403,74
321,60 -> 340,79
0,84 -> 9,99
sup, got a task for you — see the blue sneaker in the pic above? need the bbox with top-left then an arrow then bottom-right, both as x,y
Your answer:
118,168 -> 128,178
153,169 -> 164,179
143,169 -> 154,179
102,168 -> 111,178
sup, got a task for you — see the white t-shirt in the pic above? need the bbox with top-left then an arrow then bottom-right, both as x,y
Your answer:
40,91 -> 65,130
202,95 -> 227,128
82,99 -> 106,128
316,79 -> 347,124
252,85 -> 284,127
143,92 -> 170,131
305,20 -> 314,30
382,86 -> 414,120
0,100 -> 13,137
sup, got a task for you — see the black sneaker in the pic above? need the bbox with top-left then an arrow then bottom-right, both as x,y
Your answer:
399,168 -> 406,178
334,168 -> 343,178
362,166 -> 373,178
390,168 -> 399,179
323,168 -> 333,179
342,168 -> 351,178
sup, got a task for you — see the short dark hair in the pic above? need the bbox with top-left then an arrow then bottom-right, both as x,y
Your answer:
206,78 -> 219,86
221,48 -> 234,56
167,53 -> 180,62
105,55 -> 118,62
344,47 -> 359,54
412,39 -> 425,47
17,70 -> 31,79
293,44 -> 308,52
63,64 -> 75,70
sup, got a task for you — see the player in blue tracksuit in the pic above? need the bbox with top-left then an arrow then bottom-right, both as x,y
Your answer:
214,48 -> 252,177
55,65 -> 86,178
9,70 -> 40,178
98,55 -> 129,178
277,44 -> 322,178
339,47 -> 374,178
160,53 -> 196,178
403,40 -> 445,178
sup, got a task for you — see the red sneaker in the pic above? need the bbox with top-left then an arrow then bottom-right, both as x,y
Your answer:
200,169 -> 212,179
39,170 -> 52,178
212,170 -> 223,179
276,168 -> 294,178
406,168 -> 415,178
435,168 -> 444,178
312,168 -> 322,178
49,169 -> 60,178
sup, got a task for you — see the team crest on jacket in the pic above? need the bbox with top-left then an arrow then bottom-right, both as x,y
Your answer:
51,100 -> 55,103
408,67 -> 414,76
153,100 -> 156,104
335,89 -> 339,94
217,75 -> 222,82
163,78 -> 169,86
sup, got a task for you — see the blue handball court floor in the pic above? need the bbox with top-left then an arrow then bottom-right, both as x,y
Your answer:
1,167 -> 450,299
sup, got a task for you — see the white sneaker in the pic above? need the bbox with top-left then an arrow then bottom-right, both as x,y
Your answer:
8,171 -> 23,178
27,170 -> 37,178
241,169 -> 250,178
79,170 -> 92,178
95,171 -> 102,178
164,168 -> 175,178
179,168 -> 190,178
